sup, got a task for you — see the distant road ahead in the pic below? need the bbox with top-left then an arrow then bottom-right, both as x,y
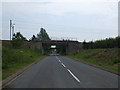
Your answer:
7,56 -> 118,88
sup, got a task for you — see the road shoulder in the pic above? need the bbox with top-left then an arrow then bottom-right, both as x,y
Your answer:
2,56 -> 45,88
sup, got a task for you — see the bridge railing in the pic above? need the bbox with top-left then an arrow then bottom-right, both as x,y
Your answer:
50,37 -> 77,41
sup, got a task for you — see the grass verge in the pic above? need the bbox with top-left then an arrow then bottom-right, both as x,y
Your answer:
2,47 -> 44,80
67,48 -> 120,73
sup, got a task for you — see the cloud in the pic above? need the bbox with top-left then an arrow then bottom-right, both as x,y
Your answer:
2,1 -> 118,17
2,0 -> 118,40
0,2 -> 2,40
1,0 -> 119,3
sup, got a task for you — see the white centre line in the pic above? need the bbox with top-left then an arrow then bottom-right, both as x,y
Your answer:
61,63 -> 66,68
67,69 -> 81,83
59,60 -> 61,62
56,56 -> 59,59
56,56 -> 81,83
56,56 -> 61,62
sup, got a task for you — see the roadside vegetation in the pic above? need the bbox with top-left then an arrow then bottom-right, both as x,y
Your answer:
0,45 -> 2,81
68,37 -> 120,73
83,37 -> 120,49
2,47 -> 43,79
2,29 -> 48,80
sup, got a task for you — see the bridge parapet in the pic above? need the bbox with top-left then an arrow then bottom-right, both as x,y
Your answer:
50,37 -> 77,41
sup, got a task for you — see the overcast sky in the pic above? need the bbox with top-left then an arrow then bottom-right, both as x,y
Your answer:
1,0 -> 119,42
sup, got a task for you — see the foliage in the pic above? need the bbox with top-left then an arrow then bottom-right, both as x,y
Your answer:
12,32 -> 27,41
2,47 -> 43,79
37,28 -> 50,41
11,32 -> 27,48
30,35 -> 37,41
2,33 -> 43,79
29,28 -> 51,54
68,48 -> 119,72
30,28 -> 51,41
83,37 -> 120,49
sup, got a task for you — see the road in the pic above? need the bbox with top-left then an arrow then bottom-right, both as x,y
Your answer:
6,56 -> 118,88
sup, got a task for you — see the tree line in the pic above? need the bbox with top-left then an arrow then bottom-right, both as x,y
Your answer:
11,28 -> 50,48
12,27 -> 50,41
83,37 -> 120,49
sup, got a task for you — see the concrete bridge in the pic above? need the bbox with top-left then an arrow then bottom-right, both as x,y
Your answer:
27,40 -> 82,54
2,40 -> 82,54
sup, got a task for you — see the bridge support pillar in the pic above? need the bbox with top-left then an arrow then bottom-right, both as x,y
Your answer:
66,42 -> 82,54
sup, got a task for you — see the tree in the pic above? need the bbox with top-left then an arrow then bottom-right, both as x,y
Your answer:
30,35 -> 37,41
83,40 -> 87,49
89,41 -> 93,49
12,32 -> 27,41
12,32 -> 27,48
37,28 -> 50,41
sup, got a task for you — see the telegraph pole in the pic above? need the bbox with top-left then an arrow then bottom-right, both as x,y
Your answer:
10,20 -> 12,40
12,24 -> 15,40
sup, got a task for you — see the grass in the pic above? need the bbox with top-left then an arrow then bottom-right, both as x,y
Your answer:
68,48 -> 120,72
2,47 -> 44,80
0,46 -> 2,81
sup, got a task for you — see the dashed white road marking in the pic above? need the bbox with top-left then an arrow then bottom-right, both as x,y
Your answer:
67,69 -> 80,83
56,56 -> 81,83
61,63 -> 66,68
56,56 -> 61,63
59,60 -> 61,63
56,56 -> 59,59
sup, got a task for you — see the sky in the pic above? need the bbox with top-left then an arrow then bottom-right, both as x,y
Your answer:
1,0 -> 119,42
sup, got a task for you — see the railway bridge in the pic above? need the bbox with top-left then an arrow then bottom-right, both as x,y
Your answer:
28,40 -> 82,54
2,40 -> 82,55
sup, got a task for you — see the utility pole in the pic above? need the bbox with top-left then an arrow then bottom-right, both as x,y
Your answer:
10,20 -> 12,40
12,24 -> 15,40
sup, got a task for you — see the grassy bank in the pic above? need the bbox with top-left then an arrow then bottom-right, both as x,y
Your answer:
0,46 -> 2,81
68,48 -> 120,72
2,47 -> 44,80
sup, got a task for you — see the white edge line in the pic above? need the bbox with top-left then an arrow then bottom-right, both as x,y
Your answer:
67,69 -> 80,83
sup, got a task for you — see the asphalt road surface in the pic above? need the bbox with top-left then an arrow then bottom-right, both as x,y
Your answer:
6,56 -> 118,88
